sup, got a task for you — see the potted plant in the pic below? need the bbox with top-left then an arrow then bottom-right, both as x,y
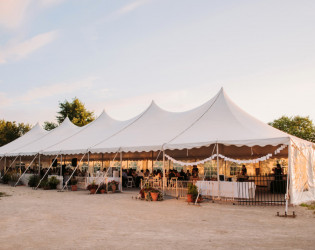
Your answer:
48,176 -> 60,190
187,183 -> 198,203
70,178 -> 78,191
109,180 -> 119,193
9,173 -> 19,186
87,181 -> 98,194
99,183 -> 107,194
150,189 -> 160,201
2,173 -> 11,184
28,174 -> 40,188
41,180 -> 50,190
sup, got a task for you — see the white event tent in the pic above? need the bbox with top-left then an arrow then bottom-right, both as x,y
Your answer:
0,88 -> 314,205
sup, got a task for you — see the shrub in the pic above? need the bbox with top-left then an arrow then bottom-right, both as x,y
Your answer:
70,178 -> 78,185
187,183 -> 198,199
28,175 -> 40,187
48,176 -> 60,189
2,174 -> 11,184
40,180 -> 50,190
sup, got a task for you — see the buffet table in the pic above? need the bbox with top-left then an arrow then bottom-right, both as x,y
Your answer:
196,181 -> 256,199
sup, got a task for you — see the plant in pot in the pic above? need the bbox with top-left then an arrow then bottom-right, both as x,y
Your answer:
139,187 -> 153,199
150,189 -> 160,201
99,183 -> 107,194
41,180 -> 50,190
48,176 -> 60,190
28,175 -> 40,188
187,183 -> 198,203
109,180 -> 119,193
70,178 -> 78,191
2,173 -> 11,184
9,173 -> 19,186
87,181 -> 98,194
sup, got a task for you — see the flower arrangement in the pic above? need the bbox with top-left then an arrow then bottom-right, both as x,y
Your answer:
139,187 -> 163,201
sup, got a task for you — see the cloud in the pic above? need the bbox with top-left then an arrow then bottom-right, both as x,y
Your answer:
107,0 -> 151,21
0,0 -> 66,30
0,30 -> 58,64
0,77 -> 98,107
0,0 -> 32,29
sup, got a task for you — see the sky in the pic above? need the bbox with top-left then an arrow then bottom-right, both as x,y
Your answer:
0,0 -> 314,126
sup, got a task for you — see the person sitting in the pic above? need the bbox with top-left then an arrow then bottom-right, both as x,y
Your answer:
122,170 -> 128,187
144,169 -> 150,177
179,169 -> 186,180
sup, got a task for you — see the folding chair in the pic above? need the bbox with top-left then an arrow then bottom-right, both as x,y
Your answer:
127,176 -> 135,188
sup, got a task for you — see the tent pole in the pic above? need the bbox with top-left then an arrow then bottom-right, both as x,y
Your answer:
1,155 -> 19,179
36,154 -> 60,189
62,152 -> 87,191
19,156 -> 21,176
101,153 -> 104,170
60,155 -> 62,176
4,157 -> 6,174
88,152 -> 90,176
15,154 -> 38,187
163,150 -> 165,192
216,143 -> 220,199
285,141 -> 292,214
120,151 -> 123,192
38,154 -> 41,175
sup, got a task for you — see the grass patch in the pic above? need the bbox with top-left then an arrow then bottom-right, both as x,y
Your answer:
300,203 -> 315,210
0,192 -> 9,197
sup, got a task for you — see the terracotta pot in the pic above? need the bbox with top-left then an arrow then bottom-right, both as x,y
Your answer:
144,192 -> 149,199
100,189 -> 106,194
90,188 -> 96,194
151,192 -> 159,201
187,194 -> 193,203
71,185 -> 77,191
111,185 -> 116,193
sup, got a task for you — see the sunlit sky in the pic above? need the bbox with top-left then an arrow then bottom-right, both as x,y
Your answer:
0,0 -> 314,126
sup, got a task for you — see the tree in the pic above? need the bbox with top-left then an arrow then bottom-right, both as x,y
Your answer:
269,116 -> 315,143
43,121 -> 58,131
0,120 -> 32,146
43,98 -> 95,130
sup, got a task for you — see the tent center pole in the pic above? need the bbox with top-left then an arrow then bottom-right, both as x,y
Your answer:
120,151 -> 123,192
38,154 -> 41,175
285,141 -> 291,214
216,143 -> 220,199
163,150 -> 165,192
60,155 -> 62,176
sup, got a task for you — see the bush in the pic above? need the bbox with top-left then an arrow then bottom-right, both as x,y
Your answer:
28,175 -> 40,187
2,174 -> 11,184
187,183 -> 198,199
48,176 -> 60,189
40,180 -> 50,190
70,178 -> 78,185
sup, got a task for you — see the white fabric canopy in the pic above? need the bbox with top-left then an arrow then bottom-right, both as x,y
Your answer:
0,123 -> 48,156
6,117 -> 81,156
42,110 -> 138,155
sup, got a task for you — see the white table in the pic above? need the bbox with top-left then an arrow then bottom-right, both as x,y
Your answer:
196,181 -> 256,199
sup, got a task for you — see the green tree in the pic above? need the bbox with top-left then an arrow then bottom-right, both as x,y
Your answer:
0,120 -> 32,146
43,98 -> 95,130
269,116 -> 315,143
43,121 -> 58,131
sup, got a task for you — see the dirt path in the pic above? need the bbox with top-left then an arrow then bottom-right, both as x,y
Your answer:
0,184 -> 314,250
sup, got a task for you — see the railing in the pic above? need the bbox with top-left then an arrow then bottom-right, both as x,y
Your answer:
238,175 -> 287,205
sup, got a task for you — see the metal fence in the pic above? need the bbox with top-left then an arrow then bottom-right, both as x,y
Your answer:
140,175 -> 287,205
237,175 -> 287,205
